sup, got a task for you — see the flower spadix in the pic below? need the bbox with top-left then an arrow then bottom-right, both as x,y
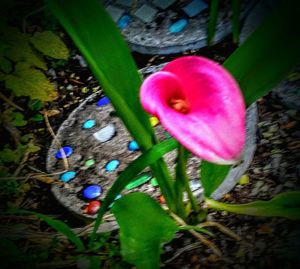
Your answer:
140,56 -> 246,165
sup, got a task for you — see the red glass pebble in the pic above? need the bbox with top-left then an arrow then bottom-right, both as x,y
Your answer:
85,201 -> 101,215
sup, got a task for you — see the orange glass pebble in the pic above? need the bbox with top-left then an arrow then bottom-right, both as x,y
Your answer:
159,195 -> 165,204
85,200 -> 101,215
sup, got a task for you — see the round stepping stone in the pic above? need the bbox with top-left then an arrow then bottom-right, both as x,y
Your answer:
118,14 -> 132,29
85,159 -> 95,167
96,96 -> 110,107
93,123 -> 116,142
128,140 -> 140,151
125,173 -> 152,190
55,146 -> 73,159
60,171 -> 77,183
85,200 -> 101,215
169,18 -> 188,33
105,159 -> 120,172
82,119 -> 96,129
82,184 -> 103,199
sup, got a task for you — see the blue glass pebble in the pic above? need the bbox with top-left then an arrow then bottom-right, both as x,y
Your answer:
56,146 -> 73,159
109,194 -> 122,208
97,96 -> 110,107
105,159 -> 120,172
82,184 -> 103,199
82,119 -> 96,129
60,171 -> 76,183
128,140 -> 140,151
169,19 -> 188,33
118,14 -> 132,29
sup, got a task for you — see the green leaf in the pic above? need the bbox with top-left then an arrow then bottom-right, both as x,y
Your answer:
12,112 -> 27,126
0,145 -> 21,163
45,0 -> 154,150
13,209 -> 85,251
231,0 -> 241,44
30,30 -> 69,60
28,99 -> 43,111
1,25 -> 47,70
31,113 -> 44,122
5,65 -> 58,101
205,191 -> 300,220
27,143 -> 41,153
90,138 -> 178,244
112,193 -> 178,268
207,0 -> 219,46
223,0 -> 300,106
0,56 -> 12,73
20,133 -> 34,143
200,161 -> 231,197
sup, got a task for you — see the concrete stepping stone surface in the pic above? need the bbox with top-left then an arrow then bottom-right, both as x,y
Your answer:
46,64 -> 258,222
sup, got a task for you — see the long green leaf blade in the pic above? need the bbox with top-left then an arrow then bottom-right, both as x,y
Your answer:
224,0 -> 300,106
200,161 -> 231,197
112,193 -> 178,268
90,138 -> 178,244
45,0 -> 153,150
232,0 -> 241,44
207,0 -> 220,46
11,209 -> 85,251
205,192 -> 300,220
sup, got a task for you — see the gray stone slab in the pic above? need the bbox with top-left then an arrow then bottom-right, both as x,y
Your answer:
152,0 -> 176,10
134,4 -> 158,23
106,5 -> 124,22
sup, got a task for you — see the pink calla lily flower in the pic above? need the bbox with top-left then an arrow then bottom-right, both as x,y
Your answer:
140,56 -> 246,165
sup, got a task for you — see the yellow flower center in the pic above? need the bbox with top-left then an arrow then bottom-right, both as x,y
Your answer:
169,98 -> 190,114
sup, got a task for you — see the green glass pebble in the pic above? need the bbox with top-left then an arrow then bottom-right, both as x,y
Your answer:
150,177 -> 158,187
85,159 -> 95,167
125,174 -> 152,190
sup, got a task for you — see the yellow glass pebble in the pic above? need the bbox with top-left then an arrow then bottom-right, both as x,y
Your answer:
150,116 -> 159,127
239,175 -> 250,185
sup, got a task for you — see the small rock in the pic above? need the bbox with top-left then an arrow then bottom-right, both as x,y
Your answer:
105,159 -> 120,172
60,171 -> 76,183
55,146 -> 73,159
189,179 -> 201,191
82,119 -> 96,129
93,123 -> 116,142
66,84 -> 73,91
74,54 -> 88,68
251,181 -> 264,196
82,185 -> 102,199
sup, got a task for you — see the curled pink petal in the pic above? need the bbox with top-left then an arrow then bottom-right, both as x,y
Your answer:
140,56 -> 246,165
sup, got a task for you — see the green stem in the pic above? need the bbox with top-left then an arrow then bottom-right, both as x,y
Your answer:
207,0 -> 220,46
205,197 -> 256,215
176,145 -> 199,214
232,0 -> 241,44
179,225 -> 213,236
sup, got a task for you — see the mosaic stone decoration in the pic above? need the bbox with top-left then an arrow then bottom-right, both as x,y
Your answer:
46,64 -> 258,221
103,0 -> 257,54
